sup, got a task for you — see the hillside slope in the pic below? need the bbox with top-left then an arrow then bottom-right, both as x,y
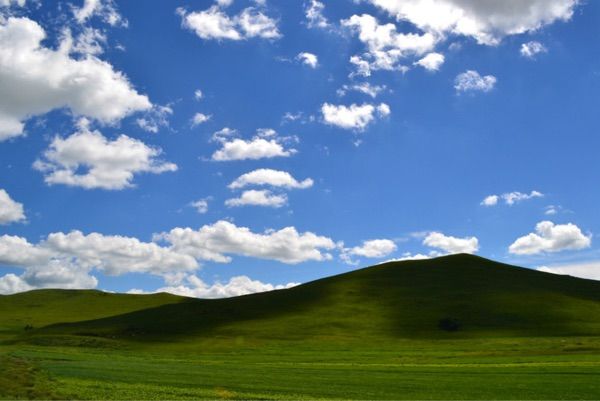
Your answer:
0,289 -> 184,336
15,254 -> 600,342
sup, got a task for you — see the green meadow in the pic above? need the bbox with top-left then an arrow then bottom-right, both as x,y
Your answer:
2,254 -> 600,400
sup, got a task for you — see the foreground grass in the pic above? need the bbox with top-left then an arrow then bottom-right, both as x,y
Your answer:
2,337 -> 600,400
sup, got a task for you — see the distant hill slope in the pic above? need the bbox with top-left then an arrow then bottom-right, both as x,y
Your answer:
5,254 -> 600,342
0,289 -> 184,334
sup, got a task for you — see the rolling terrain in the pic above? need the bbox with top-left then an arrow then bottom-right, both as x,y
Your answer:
2,254 -> 600,399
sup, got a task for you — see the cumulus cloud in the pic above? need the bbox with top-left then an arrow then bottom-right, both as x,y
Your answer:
0,231 -> 198,294
0,0 -> 26,7
190,198 -> 209,214
297,52 -> 318,68
364,0 -> 579,45
455,70 -> 497,92
225,189 -> 287,208
0,17 -> 150,141
342,13 -> 436,76
521,41 -> 547,58
481,194 -> 499,206
159,220 -> 336,265
179,4 -> 280,41
321,102 -> 390,130
385,251 -> 444,262
133,274 -> 299,299
33,123 -> 177,190
414,52 -> 445,71
211,128 -> 297,161
68,27 -> 108,56
73,0 -> 127,27
337,83 -> 387,98
0,274 -> 32,295
538,261 -> 600,281
423,232 -> 479,254
349,239 -> 397,258
481,190 -> 544,206
305,0 -> 330,29
0,189 -> 25,225
229,169 -> 313,190
0,219 -> 338,294
191,112 -> 211,126
135,105 -> 173,133
509,221 -> 592,255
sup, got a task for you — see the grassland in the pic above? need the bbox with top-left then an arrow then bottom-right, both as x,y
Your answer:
2,254 -> 600,399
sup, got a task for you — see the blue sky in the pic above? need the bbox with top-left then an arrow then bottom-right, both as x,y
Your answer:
0,0 -> 599,297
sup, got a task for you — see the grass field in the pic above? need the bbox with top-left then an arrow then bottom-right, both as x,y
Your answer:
2,254 -> 600,399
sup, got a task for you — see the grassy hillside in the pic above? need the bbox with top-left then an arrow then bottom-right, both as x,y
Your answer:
12,253 -> 600,342
2,254 -> 600,400
0,289 -> 183,341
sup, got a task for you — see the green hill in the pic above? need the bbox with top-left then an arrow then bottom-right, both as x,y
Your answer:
8,254 -> 600,342
3,254 -> 600,400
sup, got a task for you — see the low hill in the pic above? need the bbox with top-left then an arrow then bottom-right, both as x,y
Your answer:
6,254 -> 599,343
0,289 -> 184,335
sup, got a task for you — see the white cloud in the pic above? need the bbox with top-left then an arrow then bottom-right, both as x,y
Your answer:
190,199 -> 209,214
521,41 -> 547,58
0,235 -> 50,267
305,0 -> 330,29
509,221 -> 592,255
136,105 -> 173,133
70,27 -> 107,56
73,0 -> 127,26
0,189 -> 25,225
350,239 -> 397,258
387,251 -> 444,262
544,205 -> 564,216
321,102 -> 390,130
337,83 -> 387,98
364,0 -> 578,46
194,89 -> 203,100
297,52 -> 318,68
415,52 -> 445,71
225,189 -> 287,208
20,261 -> 99,290
481,194 -> 499,206
138,274 -> 299,299
237,7 -> 280,39
43,231 -> 198,276
455,70 -> 497,93
229,169 -> 313,190
0,219 -> 338,294
179,5 -> 280,41
0,17 -> 150,141
216,0 -> 234,7
211,127 -> 238,142
0,231 -> 199,294
538,261 -> 600,281
33,123 -> 177,190
159,220 -> 336,264
0,274 -> 32,295
0,0 -> 27,7
211,129 -> 297,161
503,191 -> 544,205
342,14 -> 436,76
216,0 -> 233,8
191,112 -> 211,126
481,190 -> 544,206
423,232 -> 479,254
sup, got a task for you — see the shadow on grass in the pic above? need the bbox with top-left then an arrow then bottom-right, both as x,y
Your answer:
26,254 -> 600,344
